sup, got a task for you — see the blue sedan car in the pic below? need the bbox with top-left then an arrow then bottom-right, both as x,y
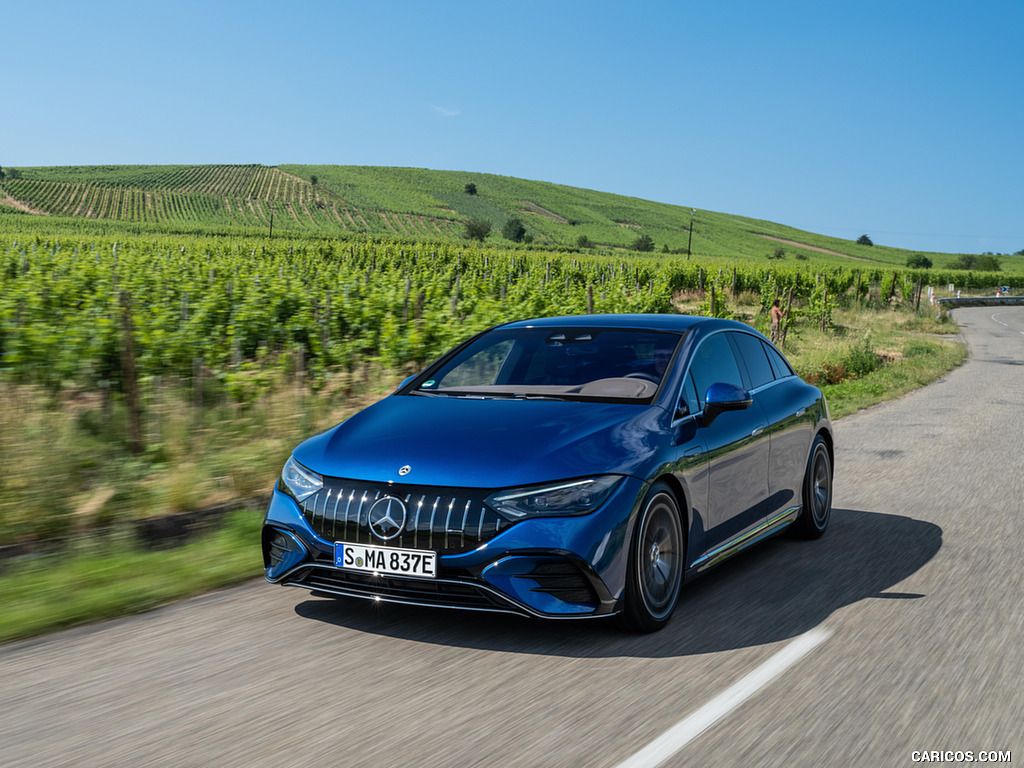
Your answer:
263,314 -> 833,631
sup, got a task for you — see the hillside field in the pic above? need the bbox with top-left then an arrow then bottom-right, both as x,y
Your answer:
4,164 -> 1018,274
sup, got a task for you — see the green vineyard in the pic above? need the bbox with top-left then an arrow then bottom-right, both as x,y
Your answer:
0,165 -> 467,239
3,231 -> 1007,396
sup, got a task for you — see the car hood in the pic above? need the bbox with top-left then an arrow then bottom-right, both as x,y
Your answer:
292,395 -> 669,488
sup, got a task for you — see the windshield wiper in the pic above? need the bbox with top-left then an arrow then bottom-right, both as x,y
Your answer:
410,390 -> 511,399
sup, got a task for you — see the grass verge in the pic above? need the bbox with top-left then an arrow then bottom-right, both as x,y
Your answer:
0,510 -> 263,644
821,336 -> 967,418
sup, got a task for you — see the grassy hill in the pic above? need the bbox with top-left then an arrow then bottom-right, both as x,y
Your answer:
0,164 -> 1015,270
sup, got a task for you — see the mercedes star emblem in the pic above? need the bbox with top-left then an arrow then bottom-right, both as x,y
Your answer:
368,496 -> 407,540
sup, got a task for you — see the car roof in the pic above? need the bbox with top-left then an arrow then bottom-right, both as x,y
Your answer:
497,313 -> 753,334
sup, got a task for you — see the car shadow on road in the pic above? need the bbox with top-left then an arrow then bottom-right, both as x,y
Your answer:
292,508 -> 941,659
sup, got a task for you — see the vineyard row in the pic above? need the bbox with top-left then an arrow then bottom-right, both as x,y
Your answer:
2,234 -> 996,398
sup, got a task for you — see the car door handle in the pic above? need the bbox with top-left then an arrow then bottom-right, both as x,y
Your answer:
752,426 -> 765,437
683,446 -> 703,459
794,408 -> 806,418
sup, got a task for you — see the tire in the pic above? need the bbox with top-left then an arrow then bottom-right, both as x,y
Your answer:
617,482 -> 685,632
792,435 -> 832,539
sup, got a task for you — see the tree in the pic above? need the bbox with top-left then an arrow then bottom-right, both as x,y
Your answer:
463,218 -> 491,242
766,247 -> 786,260
464,182 -> 477,195
0,166 -> 5,181
975,255 -> 1001,271
501,216 -> 526,243
949,254 -> 1001,271
632,234 -> 655,252
857,234 -> 874,246
576,235 -> 594,249
907,254 -> 933,269
310,174 -> 319,186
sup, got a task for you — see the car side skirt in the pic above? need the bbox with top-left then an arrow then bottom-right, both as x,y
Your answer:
690,505 -> 801,572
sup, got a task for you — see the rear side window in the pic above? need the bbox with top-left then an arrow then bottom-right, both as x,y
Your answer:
689,332 -> 744,403
730,332 -> 775,389
763,341 -> 794,379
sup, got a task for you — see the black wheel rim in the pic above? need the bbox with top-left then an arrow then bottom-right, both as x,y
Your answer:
638,493 -> 682,620
811,448 -> 831,527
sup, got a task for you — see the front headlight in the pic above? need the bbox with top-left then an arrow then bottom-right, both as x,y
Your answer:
280,456 -> 323,502
487,475 -> 623,521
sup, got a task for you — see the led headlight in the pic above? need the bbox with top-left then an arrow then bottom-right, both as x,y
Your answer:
280,456 -> 323,502
487,475 -> 623,521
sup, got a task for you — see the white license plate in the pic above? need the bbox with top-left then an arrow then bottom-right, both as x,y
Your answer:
335,542 -> 437,579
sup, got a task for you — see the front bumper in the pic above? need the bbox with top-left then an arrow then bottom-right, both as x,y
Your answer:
261,477 -> 646,619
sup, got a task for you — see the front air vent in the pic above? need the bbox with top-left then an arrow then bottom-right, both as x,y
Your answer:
522,561 -> 598,606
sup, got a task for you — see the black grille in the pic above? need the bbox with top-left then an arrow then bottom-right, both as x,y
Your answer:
297,478 -> 509,555
286,565 -> 517,613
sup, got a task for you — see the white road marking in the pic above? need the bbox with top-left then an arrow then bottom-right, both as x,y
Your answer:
991,313 -> 1008,327
612,627 -> 832,768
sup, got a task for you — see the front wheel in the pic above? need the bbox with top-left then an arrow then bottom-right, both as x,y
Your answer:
792,435 -> 832,539
617,483 -> 684,632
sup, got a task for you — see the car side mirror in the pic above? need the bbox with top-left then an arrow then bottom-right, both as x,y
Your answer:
701,382 -> 752,427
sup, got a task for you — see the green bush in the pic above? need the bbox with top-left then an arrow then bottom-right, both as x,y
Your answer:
631,234 -> 655,252
798,339 -> 879,386
463,218 -> 491,241
501,216 -> 526,243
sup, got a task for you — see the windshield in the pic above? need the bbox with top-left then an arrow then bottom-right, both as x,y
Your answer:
411,327 -> 682,402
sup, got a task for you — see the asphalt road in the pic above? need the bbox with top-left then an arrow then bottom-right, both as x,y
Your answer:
2,307 -> 1021,768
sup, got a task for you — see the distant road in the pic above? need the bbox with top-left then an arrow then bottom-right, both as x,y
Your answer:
1,307 -> 1021,768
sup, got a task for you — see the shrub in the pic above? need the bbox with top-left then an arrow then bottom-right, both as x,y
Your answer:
501,217 -> 526,243
949,254 -> 1001,271
631,234 -> 655,252
799,339 -> 879,385
463,219 -> 491,242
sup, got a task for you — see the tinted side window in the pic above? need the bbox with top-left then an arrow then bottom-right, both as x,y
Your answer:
689,333 -> 744,404
763,341 -> 794,379
731,332 -> 775,389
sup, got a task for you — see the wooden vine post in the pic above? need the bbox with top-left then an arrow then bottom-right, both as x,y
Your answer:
118,290 -> 144,454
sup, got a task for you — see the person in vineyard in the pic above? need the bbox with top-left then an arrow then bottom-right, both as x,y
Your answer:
770,298 -> 785,344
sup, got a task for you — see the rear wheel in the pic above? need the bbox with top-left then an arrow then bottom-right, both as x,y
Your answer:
793,435 -> 832,539
618,483 -> 684,632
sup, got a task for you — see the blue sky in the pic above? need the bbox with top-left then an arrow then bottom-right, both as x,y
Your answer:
2,0 -> 1021,255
